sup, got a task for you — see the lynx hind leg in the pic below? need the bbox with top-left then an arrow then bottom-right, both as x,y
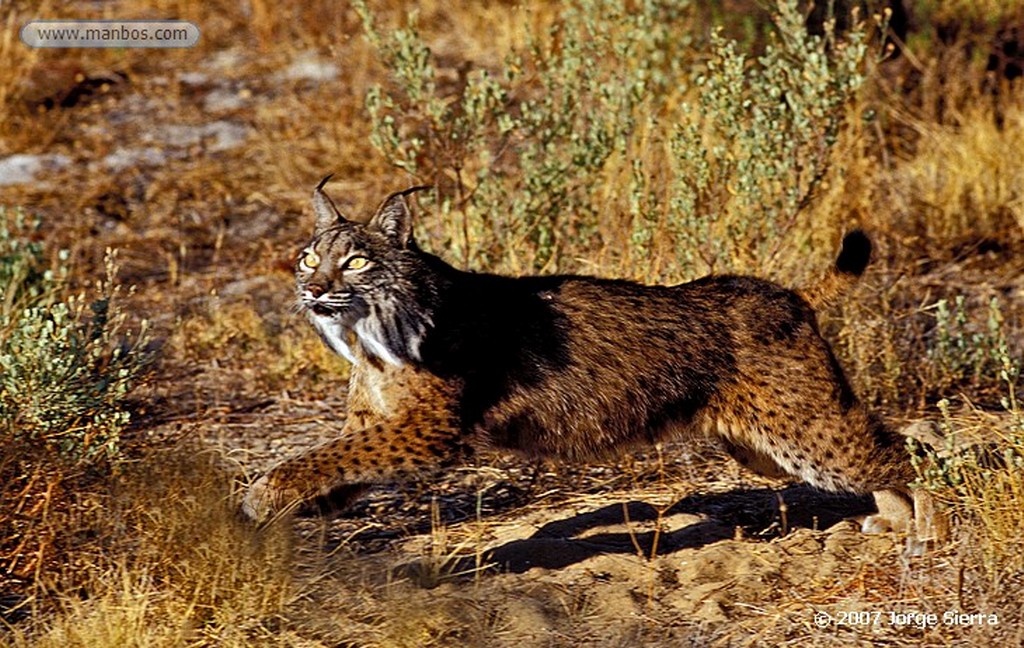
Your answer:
721,439 -> 790,480
913,488 -> 949,546
863,488 -> 950,555
863,488 -> 913,534
885,420 -> 951,552
242,413 -> 467,523
724,433 -> 928,541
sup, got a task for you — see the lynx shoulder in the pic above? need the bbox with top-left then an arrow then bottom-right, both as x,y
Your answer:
242,179 -> 946,550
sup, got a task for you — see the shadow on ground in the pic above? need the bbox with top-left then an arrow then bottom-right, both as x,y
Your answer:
397,485 -> 876,575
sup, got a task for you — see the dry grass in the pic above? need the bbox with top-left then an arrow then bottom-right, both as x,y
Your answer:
913,395 -> 1024,574
2,0 -> 1024,645
3,446 -> 296,647
171,296 -> 350,396
894,105 -> 1024,244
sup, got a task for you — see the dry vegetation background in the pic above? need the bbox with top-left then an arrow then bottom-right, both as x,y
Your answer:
1,0 -> 1023,646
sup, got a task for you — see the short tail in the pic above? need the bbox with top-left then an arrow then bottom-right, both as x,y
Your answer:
800,230 -> 871,310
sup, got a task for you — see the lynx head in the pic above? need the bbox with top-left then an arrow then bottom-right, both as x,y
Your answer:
296,177 -> 436,366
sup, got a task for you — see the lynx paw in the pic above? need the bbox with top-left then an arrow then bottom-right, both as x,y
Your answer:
864,513 -> 897,532
242,474 -> 295,523
864,489 -> 913,535
862,512 -> 928,557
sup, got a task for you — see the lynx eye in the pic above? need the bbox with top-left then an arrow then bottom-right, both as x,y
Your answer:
300,250 -> 321,270
344,255 -> 370,271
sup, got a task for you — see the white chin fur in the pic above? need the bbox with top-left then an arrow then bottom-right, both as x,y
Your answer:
310,313 -> 407,368
311,314 -> 357,364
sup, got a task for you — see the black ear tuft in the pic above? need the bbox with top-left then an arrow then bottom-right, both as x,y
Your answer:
316,173 -> 334,191
312,174 -> 347,233
369,186 -> 431,247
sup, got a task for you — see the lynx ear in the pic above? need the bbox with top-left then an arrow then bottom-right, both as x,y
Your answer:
312,174 -> 348,233
369,186 -> 430,247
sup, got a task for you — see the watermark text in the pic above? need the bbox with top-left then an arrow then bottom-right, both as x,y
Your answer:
814,609 -> 1000,629
21,20 -> 199,48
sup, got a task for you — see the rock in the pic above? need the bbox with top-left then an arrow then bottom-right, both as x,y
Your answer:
143,120 -> 250,152
0,153 -> 72,186
178,71 -> 211,87
203,87 -> 250,112
274,51 -> 339,83
99,147 -> 168,172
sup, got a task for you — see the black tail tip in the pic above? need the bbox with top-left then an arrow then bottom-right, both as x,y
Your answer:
836,229 -> 872,276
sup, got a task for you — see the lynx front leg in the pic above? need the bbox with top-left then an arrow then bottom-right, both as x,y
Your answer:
242,413 -> 466,523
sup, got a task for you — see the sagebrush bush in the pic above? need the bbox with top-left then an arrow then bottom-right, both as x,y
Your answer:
359,0 -> 873,281
663,2 -> 869,277
357,0 -> 685,273
926,296 -> 1018,396
0,207 -> 150,464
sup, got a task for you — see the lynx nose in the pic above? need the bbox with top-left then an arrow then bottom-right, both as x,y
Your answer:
306,283 -> 327,299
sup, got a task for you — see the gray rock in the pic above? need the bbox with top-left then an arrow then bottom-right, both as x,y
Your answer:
275,52 -> 338,83
0,153 -> 72,186
204,50 -> 244,72
144,120 -> 250,152
100,147 -> 168,172
178,71 -> 211,87
203,87 -> 249,113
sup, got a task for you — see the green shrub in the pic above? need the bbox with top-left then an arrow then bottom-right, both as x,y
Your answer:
663,1 -> 869,277
0,207 -> 151,464
357,0 -> 685,273
925,295 -> 1019,398
358,0 -> 872,280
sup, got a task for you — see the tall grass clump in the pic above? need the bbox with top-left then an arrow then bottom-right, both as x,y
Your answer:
894,103 -> 1024,245
7,448 -> 297,647
0,207 -> 150,464
359,0 -> 874,282
913,294 -> 1024,573
0,3 -> 40,143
